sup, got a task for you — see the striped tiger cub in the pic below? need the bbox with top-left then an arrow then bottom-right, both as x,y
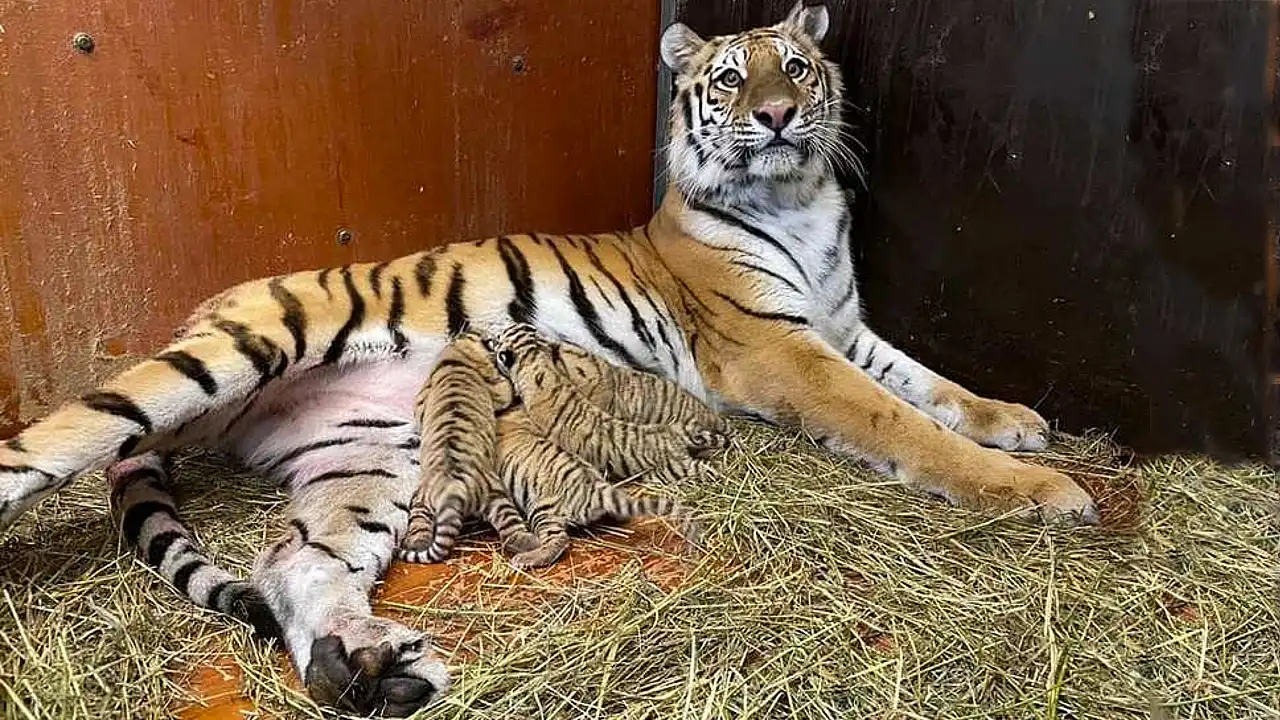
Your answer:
492,323 -> 723,485
0,4 -> 1096,715
397,333 -> 540,564
490,324 -> 713,568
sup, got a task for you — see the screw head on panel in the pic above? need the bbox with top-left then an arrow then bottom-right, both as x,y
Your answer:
72,32 -> 95,53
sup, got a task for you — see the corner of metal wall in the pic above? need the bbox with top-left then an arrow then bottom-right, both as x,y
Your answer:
652,0 -> 679,211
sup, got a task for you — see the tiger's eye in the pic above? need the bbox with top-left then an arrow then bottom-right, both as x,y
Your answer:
716,69 -> 743,89
785,57 -> 809,79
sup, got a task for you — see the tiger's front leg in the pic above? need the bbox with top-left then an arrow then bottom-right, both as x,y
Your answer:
253,468 -> 451,717
840,324 -> 1052,452
709,329 -> 1098,524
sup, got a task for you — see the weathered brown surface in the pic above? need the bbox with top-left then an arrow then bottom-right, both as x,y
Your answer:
669,0 -> 1278,460
0,0 -> 660,432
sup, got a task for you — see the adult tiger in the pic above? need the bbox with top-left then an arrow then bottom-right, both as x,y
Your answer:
0,2 -> 1097,716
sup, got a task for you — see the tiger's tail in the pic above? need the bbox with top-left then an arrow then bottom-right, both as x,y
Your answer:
109,453 -> 281,640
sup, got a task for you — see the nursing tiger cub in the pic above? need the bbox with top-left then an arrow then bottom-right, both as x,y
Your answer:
397,332 -> 541,564
0,2 -> 1096,716
399,324 -> 712,569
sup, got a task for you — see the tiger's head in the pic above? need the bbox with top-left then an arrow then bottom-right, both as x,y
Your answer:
660,2 -> 845,201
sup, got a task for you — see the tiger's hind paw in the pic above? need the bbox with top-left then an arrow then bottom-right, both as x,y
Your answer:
0,460 -> 64,532
306,618 -> 451,717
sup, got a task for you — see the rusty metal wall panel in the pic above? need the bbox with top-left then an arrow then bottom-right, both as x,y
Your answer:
671,0 -> 1276,459
0,0 -> 661,434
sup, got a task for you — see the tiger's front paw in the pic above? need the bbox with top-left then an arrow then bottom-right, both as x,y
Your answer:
925,450 -> 1098,526
955,397 -> 1050,452
306,618 -> 451,717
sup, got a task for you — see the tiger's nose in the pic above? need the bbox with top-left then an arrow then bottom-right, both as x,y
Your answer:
753,100 -> 797,131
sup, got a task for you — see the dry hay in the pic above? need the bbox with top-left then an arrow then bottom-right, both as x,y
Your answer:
1,422 -> 1277,719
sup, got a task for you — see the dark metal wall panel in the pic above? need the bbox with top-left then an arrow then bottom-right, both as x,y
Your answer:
667,0 -> 1277,459
0,0 -> 662,435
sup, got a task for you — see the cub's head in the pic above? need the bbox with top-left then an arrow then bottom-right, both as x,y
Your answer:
660,2 -> 845,199
489,323 -> 555,394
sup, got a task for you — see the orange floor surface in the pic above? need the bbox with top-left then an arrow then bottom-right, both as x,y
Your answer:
176,522 -> 688,719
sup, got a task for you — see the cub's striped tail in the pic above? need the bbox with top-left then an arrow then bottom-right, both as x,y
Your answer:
398,501 -> 458,564
109,453 -> 281,640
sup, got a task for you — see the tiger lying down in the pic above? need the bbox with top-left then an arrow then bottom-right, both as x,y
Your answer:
397,323 -> 724,569
0,2 -> 1098,716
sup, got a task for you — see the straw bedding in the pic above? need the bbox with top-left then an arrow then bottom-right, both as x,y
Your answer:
1,421 -> 1276,719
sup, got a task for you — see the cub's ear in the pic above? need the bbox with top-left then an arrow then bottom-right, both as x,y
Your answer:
660,22 -> 706,74
782,1 -> 830,44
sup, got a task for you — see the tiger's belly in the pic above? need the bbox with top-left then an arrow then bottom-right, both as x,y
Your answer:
189,354 -> 438,491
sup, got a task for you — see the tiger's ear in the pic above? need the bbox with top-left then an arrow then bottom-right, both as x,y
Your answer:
782,1 -> 829,44
660,23 -> 706,74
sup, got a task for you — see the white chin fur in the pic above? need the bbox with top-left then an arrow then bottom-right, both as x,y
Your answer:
747,146 -> 804,178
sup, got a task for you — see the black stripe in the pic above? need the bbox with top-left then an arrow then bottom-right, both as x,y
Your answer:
357,520 -> 393,535
730,260 -> 804,295
82,391 -> 153,434
369,262 -> 390,299
207,580 -> 232,610
144,529 -> 184,566
387,277 -> 408,354
681,89 -> 708,164
323,267 -> 366,365
213,319 -> 281,387
547,241 -> 644,369
269,279 -> 308,362
265,437 -> 356,473
317,268 -> 336,302
171,559 -> 204,596
305,542 -> 363,573
713,291 -> 809,326
396,437 -> 421,450
497,236 -> 537,325
344,504 -> 371,514
156,350 -> 219,396
445,263 -> 469,337
109,465 -> 164,504
877,361 -> 896,382
306,468 -> 397,486
688,200 -> 809,283
338,418 -> 406,428
582,244 -> 655,350
415,250 -> 439,296
392,501 -> 411,514
290,518 -> 310,542
3,438 -> 23,453
122,500 -> 178,545
858,345 -> 877,370
117,434 -> 142,459
588,277 -> 617,311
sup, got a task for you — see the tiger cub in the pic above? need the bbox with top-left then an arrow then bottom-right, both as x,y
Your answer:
397,333 -> 540,564
496,410 -> 693,569
491,323 -> 725,486
546,339 -> 730,439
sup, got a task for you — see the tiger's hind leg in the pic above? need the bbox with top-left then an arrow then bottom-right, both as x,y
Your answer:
253,469 -> 450,717
108,452 -> 281,639
0,327 -> 289,531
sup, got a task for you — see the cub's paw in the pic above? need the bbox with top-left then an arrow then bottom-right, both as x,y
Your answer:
956,397 -> 1051,452
684,426 -> 727,459
510,535 -> 570,569
500,529 -> 542,554
306,618 -> 450,717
